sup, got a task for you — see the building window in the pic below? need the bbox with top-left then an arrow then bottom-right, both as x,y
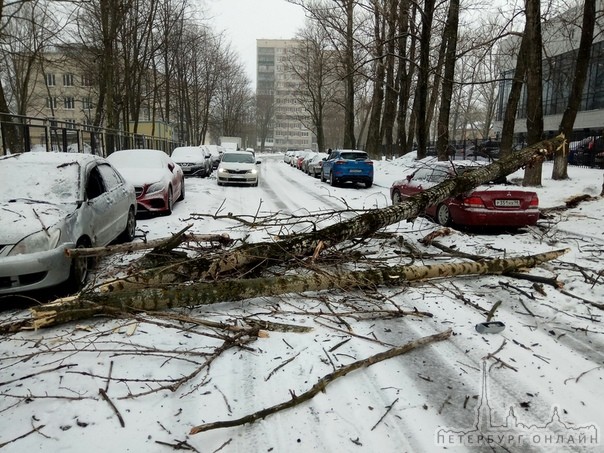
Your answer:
81,74 -> 94,87
63,73 -> 74,86
46,97 -> 58,109
65,119 -> 76,129
46,73 -> 55,86
64,97 -> 75,109
82,97 -> 92,110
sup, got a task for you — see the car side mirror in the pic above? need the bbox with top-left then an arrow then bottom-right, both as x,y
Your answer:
406,174 -> 412,181
256,160 -> 261,164
168,163 -> 175,172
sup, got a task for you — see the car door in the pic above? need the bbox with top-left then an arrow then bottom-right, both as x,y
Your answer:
96,163 -> 132,242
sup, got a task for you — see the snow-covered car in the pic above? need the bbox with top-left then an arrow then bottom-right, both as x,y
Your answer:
0,152 -> 137,295
206,145 -> 225,169
171,146 -> 211,177
306,152 -> 329,177
216,151 -> 260,186
390,161 -> 540,228
107,149 -> 185,215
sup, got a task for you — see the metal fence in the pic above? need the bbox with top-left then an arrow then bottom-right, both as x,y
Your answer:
0,115 -> 183,157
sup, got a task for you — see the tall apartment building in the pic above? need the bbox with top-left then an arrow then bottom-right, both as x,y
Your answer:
257,39 -> 315,152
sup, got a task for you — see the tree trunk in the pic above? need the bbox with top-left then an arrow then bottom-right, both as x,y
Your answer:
499,37 -> 528,158
365,5 -> 385,155
28,248 -> 568,330
522,0 -> 544,187
436,0 -> 459,161
380,0 -> 400,154
415,0 -> 435,158
554,0 -> 595,180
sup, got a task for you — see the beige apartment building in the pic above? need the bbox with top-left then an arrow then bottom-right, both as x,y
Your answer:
26,49 -> 97,128
257,39 -> 314,152
25,48 -> 174,145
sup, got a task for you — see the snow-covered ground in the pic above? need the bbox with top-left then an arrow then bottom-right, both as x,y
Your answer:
0,154 -> 603,452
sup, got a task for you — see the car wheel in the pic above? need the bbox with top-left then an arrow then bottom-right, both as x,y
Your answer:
320,170 -> 326,182
166,187 -> 174,214
365,180 -> 373,188
66,239 -> 91,293
330,171 -> 338,187
391,190 -> 402,205
119,207 -> 136,242
436,204 -> 452,226
178,178 -> 185,201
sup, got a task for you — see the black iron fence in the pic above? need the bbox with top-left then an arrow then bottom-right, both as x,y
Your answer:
0,115 -> 183,157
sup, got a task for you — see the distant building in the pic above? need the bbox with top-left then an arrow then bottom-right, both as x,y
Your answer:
256,39 -> 314,152
26,48 -> 98,128
494,1 -> 604,141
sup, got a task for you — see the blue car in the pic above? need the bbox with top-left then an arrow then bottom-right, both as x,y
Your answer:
320,149 -> 374,188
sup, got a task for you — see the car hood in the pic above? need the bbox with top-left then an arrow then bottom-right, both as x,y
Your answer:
115,168 -> 166,186
219,162 -> 256,171
0,201 -> 71,243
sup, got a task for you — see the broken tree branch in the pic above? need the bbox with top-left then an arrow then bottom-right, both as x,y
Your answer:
189,328 -> 453,434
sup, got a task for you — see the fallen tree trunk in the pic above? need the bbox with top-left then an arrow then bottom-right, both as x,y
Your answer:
23,248 -> 568,330
201,135 -> 565,279
95,134 -> 566,292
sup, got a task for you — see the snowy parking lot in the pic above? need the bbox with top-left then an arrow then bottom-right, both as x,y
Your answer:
1,154 -> 603,452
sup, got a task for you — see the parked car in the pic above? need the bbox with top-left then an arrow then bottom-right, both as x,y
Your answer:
171,146 -> 211,177
0,152 -> 137,295
389,161 -> 539,228
306,152 -> 329,177
206,145 -> 225,169
107,149 -> 185,215
216,151 -> 261,186
300,152 -> 317,173
321,149 -> 374,188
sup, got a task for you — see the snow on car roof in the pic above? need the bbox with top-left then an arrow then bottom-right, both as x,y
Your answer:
107,149 -> 167,168
0,152 -> 102,203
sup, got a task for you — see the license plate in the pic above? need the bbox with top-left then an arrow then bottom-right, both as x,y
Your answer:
349,169 -> 362,173
495,199 -> 520,207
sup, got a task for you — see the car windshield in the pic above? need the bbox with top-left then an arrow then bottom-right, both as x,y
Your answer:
109,151 -> 164,168
0,159 -> 80,204
172,148 -> 202,160
221,153 -> 255,164
340,152 -> 368,160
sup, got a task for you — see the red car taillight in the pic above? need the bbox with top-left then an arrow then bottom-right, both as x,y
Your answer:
462,196 -> 484,207
529,195 -> 539,207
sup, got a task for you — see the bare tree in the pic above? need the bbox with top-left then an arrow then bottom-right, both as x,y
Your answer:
554,0 -> 596,180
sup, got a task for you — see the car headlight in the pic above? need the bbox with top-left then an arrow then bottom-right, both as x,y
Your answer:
9,228 -> 62,256
146,181 -> 165,194
218,167 -> 226,173
250,168 -> 258,175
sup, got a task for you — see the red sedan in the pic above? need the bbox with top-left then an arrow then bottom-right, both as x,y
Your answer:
390,161 -> 539,228
107,149 -> 185,215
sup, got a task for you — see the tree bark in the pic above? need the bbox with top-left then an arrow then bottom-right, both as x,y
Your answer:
436,0 -> 459,161
26,248 -> 568,330
522,0 -> 544,187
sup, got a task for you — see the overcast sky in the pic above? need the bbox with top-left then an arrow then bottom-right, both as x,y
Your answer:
205,0 -> 307,86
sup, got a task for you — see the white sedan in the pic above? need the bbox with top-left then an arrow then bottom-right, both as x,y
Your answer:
216,151 -> 260,186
